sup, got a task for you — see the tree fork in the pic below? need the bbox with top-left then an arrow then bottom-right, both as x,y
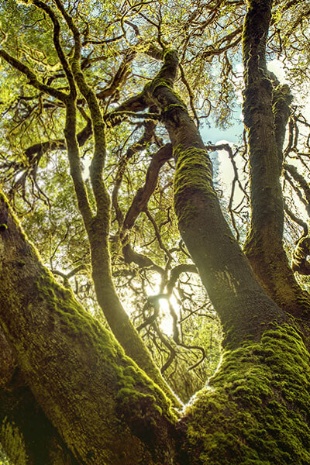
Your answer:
144,50 -> 286,348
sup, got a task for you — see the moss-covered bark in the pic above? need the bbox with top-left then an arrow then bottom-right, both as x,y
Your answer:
0,330 -> 79,465
142,52 -> 310,464
0,194 -> 178,465
0,4 -> 309,464
0,379 -> 79,465
145,50 -> 286,349
242,0 -> 310,320
181,324 -> 310,465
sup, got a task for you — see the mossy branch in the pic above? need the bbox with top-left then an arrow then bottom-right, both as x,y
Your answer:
32,0 -> 76,99
29,2 -> 92,225
53,0 -> 81,64
284,163 -> 310,207
145,47 -> 286,347
242,0 -> 273,83
123,143 -> 172,230
145,49 -> 179,100
0,49 -> 67,102
64,101 -> 93,226
292,236 -> 310,275
54,0 -> 108,223
34,0 -> 94,226
273,84 -> 293,165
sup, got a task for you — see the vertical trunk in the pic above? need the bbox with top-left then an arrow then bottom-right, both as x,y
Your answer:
180,323 -> 310,465
242,0 -> 310,318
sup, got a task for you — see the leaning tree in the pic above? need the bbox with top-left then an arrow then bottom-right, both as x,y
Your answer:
0,0 -> 309,464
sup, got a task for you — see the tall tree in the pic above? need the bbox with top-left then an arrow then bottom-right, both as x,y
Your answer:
0,0 -> 309,464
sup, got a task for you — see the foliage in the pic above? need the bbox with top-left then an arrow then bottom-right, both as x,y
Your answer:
0,0 -> 308,397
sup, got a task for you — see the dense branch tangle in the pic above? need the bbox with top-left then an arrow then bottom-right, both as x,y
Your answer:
0,0 -> 229,400
0,0 -> 188,404
0,1 -> 209,398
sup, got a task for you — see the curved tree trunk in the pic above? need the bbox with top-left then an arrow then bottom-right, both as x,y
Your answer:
0,194 -> 178,465
144,50 -> 286,349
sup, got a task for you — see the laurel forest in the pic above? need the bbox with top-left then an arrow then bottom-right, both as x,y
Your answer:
0,0 -> 309,464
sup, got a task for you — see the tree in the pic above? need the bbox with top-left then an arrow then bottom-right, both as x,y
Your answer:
0,0 -> 309,464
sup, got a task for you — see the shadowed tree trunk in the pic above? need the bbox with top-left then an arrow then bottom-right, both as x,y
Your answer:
0,333 -> 78,465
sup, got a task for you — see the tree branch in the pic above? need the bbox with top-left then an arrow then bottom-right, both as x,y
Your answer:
0,49 -> 67,102
123,143 -> 172,230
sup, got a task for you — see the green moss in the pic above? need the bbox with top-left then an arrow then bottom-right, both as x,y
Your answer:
163,102 -> 187,114
116,359 -> 177,423
174,145 -> 215,225
174,146 -> 213,190
36,270 -> 118,352
182,324 -> 310,465
1,190 -> 178,463
115,356 -> 178,461
36,269 -> 178,462
0,420 -> 27,465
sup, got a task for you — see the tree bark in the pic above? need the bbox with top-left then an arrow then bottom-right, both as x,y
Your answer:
0,329 -> 80,465
144,50 -> 286,349
242,0 -> 310,320
0,194 -> 178,465
0,3 -> 309,464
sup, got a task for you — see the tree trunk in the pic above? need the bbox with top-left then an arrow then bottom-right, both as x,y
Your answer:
145,50 -> 286,349
242,0 -> 310,320
180,323 -> 310,465
0,341 -> 78,465
64,50 -> 180,408
0,2 -> 309,463
0,194 -> 178,465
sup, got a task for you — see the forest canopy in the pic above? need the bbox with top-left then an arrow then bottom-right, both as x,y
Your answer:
0,0 -> 309,464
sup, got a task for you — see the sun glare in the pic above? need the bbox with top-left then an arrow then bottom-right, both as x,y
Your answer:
158,297 -> 175,336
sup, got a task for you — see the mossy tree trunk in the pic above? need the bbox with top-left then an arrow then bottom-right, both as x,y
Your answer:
242,0 -> 310,321
0,333 -> 79,465
0,195 -> 178,465
0,0 -> 309,463
144,50 -> 285,349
